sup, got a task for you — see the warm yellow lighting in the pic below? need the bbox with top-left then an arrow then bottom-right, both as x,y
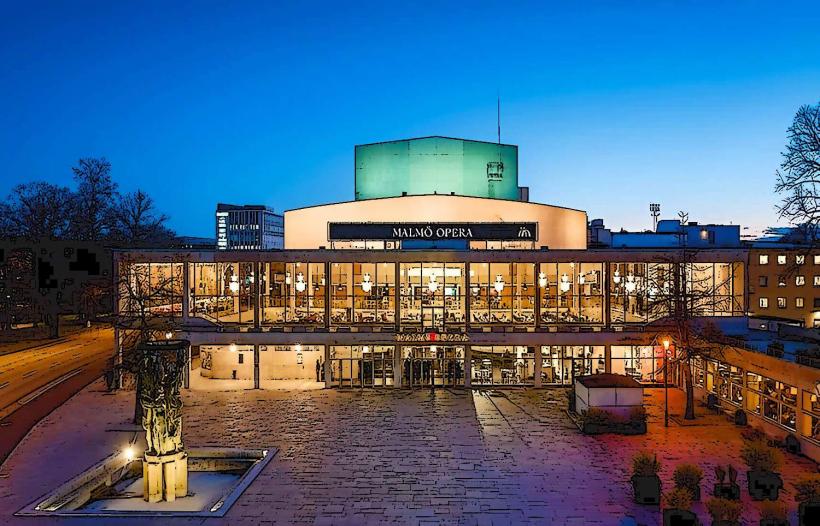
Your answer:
662,339 -> 670,351
294,343 -> 302,353
538,272 -> 548,288
124,445 -> 136,462
494,274 -> 505,293
229,343 -> 237,352
164,331 -> 173,340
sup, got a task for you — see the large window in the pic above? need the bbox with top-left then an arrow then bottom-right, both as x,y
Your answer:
189,262 -> 253,324
541,346 -> 604,385
121,262 -> 184,317
259,262 -> 325,325
538,263 -> 603,324
330,263 -> 396,325
745,372 -> 797,431
611,345 -> 665,383
400,263 -> 465,328
801,391 -> 820,443
469,263 -> 536,325
471,346 -> 535,385
329,345 -> 394,387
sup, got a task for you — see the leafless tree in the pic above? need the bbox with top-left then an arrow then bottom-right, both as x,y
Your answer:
640,217 -> 738,420
0,182 -> 74,239
775,102 -> 820,243
70,157 -> 117,241
110,189 -> 175,245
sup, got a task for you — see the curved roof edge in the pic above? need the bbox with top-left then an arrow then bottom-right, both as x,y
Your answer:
355,136 -> 517,148
285,193 -> 587,215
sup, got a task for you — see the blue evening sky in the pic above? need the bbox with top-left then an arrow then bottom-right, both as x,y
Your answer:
2,1 -> 819,237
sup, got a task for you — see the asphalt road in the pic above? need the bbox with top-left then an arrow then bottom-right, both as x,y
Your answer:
0,327 -> 114,465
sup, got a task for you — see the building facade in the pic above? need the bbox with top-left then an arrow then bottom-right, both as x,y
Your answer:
116,136 -> 818,458
747,246 -> 820,328
216,204 -> 284,250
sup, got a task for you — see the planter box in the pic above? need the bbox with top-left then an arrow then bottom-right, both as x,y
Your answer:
747,470 -> 783,501
713,482 -> 740,501
663,508 -> 699,526
632,474 -> 661,505
759,519 -> 789,526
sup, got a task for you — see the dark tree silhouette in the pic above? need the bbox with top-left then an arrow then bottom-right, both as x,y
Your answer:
70,157 -> 117,241
775,102 -> 820,242
110,189 -> 175,245
0,182 -> 74,240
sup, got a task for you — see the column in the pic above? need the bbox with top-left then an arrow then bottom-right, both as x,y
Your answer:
183,343 -> 191,389
394,263 -> 401,333
253,343 -> 260,389
182,261 -> 190,324
604,262 -> 611,329
393,345 -> 402,388
465,263 -> 471,331
464,345 -> 472,387
534,345 -> 542,387
253,261 -> 260,330
324,345 -> 332,387
324,262 -> 331,330
604,344 -> 612,373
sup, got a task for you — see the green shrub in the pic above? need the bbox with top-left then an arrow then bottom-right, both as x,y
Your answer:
582,408 -> 612,426
664,487 -> 693,511
673,463 -> 703,493
793,474 -> 820,503
758,500 -> 787,521
706,497 -> 742,523
740,426 -> 766,442
632,450 -> 660,477
740,440 -> 783,472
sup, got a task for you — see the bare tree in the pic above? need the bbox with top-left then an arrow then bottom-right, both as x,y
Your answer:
0,182 -> 74,240
640,216 -> 738,420
70,157 -> 117,241
110,189 -> 175,245
775,102 -> 820,242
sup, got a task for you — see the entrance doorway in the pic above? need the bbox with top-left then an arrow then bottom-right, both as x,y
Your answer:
401,346 -> 465,387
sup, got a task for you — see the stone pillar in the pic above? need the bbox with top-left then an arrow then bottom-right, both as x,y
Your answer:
253,343 -> 260,389
324,345 -> 332,387
464,345 -> 472,387
465,263 -> 472,330
143,451 -> 188,503
534,345 -> 542,387
182,261 -> 190,323
393,345 -> 402,388
604,344 -> 612,373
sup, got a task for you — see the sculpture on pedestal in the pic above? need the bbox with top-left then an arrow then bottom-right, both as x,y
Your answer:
137,340 -> 188,503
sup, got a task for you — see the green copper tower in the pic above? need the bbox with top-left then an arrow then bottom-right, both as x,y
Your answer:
354,136 -> 522,201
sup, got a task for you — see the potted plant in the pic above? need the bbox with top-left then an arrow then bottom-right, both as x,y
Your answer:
794,475 -> 820,526
631,450 -> 661,505
758,500 -> 789,526
628,406 -> 648,434
663,487 -> 699,526
712,465 -> 740,500
674,463 -> 704,501
706,497 -> 742,526
741,440 -> 784,501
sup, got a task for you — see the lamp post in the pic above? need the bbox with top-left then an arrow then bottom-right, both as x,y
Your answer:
663,338 -> 671,427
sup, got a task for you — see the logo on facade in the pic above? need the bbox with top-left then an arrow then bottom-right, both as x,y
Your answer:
517,226 -> 533,238
486,161 -> 504,181
396,332 -> 470,343
329,222 -> 537,241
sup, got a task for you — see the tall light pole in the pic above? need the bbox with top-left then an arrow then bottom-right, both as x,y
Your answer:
663,338 -> 671,427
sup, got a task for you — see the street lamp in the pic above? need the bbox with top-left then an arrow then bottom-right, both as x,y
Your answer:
663,338 -> 671,427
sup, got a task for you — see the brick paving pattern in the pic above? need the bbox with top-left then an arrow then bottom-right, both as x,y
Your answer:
0,382 -> 816,525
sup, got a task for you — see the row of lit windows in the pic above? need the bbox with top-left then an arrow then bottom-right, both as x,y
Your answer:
758,297 -> 820,309
757,254 -> 820,265
758,275 -> 820,287
693,358 -> 819,442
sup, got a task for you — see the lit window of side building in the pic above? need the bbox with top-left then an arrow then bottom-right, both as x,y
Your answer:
215,203 -> 284,250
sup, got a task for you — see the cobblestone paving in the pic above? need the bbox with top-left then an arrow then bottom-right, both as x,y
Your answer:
0,383 -> 817,525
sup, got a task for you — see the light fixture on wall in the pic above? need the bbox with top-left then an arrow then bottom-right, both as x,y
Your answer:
559,273 -> 571,293
538,272 -> 548,288
361,273 -> 373,293
295,272 -> 306,293
428,272 -> 439,293
613,268 -> 621,284
494,274 -> 505,293
625,273 -> 637,293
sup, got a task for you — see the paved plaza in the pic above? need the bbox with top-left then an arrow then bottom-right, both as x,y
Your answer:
0,383 -> 817,525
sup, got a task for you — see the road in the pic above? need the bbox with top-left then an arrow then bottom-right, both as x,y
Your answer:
0,327 -> 114,465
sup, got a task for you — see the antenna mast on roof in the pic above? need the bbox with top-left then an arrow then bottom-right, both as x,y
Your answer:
497,92 -> 501,144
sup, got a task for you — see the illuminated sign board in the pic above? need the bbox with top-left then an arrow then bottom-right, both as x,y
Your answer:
328,222 -> 536,241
